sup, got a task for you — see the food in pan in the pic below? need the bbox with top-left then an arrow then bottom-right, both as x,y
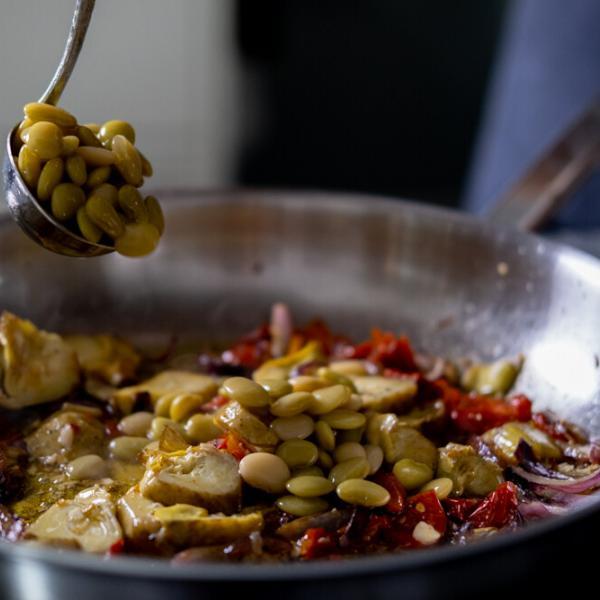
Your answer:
12,103 -> 164,257
0,304 -> 598,561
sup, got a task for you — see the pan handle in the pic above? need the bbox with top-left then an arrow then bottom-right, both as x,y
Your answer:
488,100 -> 600,232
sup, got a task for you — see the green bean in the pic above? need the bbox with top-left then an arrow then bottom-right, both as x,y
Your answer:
260,378 -> 293,399
118,184 -> 149,222
392,459 -> 433,491
270,391 -> 313,417
315,420 -> 336,451
316,367 -> 357,391
26,121 -> 63,160
333,442 -> 366,463
239,452 -> 290,493
76,125 -> 102,148
318,449 -> 334,470
86,166 -> 111,189
286,475 -> 334,498
76,206 -> 103,243
364,444 -> 384,475
89,183 -> 118,206
17,145 -> 41,189
66,454 -> 107,480
115,223 -> 160,257
420,477 -> 453,500
276,495 -> 328,517
276,439 -> 319,469
290,376 -> 327,393
109,436 -> 149,462
271,415 -> 314,440
169,393 -> 207,422
86,194 -> 125,238
99,120 -> 136,147
308,385 -> 350,415
77,146 -> 114,167
185,413 -> 223,443
139,150 -> 153,176
36,158 -> 64,201
222,376 -> 271,408
328,457 -> 369,486
145,196 -> 164,234
24,102 -> 76,128
118,412 -> 154,437
61,135 -> 80,156
112,134 -> 142,186
51,183 -> 85,221
293,466 -> 324,478
320,409 -> 366,430
336,426 -> 365,444
336,479 -> 390,507
65,154 -> 87,185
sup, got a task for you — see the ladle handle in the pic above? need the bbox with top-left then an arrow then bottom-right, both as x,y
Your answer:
488,100 -> 600,232
39,0 -> 96,106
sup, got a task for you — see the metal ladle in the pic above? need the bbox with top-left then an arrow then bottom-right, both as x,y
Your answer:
1,0 -> 112,257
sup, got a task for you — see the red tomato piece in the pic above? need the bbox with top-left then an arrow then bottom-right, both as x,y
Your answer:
437,380 -> 532,434
214,433 -> 251,461
344,329 -> 417,373
298,319 -> 349,356
466,482 -> 519,529
221,324 -> 272,370
372,472 -> 407,513
531,412 -> 582,443
388,490 -> 447,548
443,498 -> 482,523
298,527 -> 337,559
103,419 -> 119,438
108,538 -> 125,555
200,395 -> 230,413
362,514 -> 393,544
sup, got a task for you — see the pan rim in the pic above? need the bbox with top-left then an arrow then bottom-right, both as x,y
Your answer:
0,187 -> 599,580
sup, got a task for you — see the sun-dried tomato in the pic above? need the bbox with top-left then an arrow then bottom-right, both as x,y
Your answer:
443,498 -> 482,523
214,433 -> 251,461
372,472 -> 407,513
345,329 -> 417,373
200,395 -> 230,413
108,538 -> 125,555
298,527 -> 337,559
531,412 -> 585,444
104,418 -> 119,438
437,380 -> 531,435
466,482 -> 519,529
220,324 -> 272,370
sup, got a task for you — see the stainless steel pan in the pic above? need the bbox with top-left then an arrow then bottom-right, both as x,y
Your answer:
1,106 -> 599,598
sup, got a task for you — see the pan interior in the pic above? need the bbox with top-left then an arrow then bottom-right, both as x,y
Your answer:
1,189 -> 600,578
1,190 -> 598,433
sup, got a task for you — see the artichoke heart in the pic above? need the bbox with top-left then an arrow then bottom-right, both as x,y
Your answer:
140,444 -> 241,514
214,400 -> 278,449
113,370 -> 218,414
65,334 -> 140,386
437,443 -> 503,496
0,312 -> 79,409
156,511 -> 263,547
26,486 -> 122,553
352,375 -> 417,412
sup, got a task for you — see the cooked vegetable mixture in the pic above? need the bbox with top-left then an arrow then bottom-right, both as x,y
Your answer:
0,305 -> 598,562
12,103 -> 164,257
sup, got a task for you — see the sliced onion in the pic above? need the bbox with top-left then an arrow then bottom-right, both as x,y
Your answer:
518,501 -> 567,520
511,465 -> 600,494
269,303 -> 293,358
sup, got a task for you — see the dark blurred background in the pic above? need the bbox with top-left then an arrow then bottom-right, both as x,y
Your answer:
234,0 -> 600,232
3,1 -> 597,228
236,0 -> 506,208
